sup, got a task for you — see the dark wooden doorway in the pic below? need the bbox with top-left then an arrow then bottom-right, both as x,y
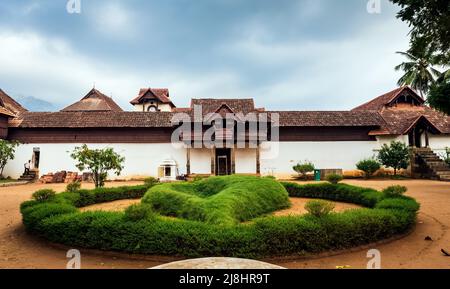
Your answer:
216,148 -> 231,175
33,148 -> 40,169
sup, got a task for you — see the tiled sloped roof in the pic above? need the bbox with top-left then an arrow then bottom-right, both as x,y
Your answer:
0,89 -> 28,115
271,111 -> 384,127
9,112 -> 176,128
130,88 -> 174,107
61,89 -> 123,112
352,86 -> 425,111
379,108 -> 450,134
190,99 -> 257,115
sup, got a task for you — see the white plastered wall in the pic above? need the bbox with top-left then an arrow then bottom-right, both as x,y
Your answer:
428,134 -> 450,155
190,148 -> 211,175
235,149 -> 257,174
259,141 -> 383,177
3,143 -> 186,180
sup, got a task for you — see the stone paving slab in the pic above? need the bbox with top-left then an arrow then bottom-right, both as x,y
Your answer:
152,258 -> 285,269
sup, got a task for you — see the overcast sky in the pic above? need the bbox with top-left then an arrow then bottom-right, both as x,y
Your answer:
0,0 -> 411,111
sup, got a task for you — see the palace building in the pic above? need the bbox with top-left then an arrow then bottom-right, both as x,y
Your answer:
0,86 -> 449,181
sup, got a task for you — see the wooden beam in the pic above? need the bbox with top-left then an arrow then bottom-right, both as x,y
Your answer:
186,147 -> 191,175
256,145 -> 261,175
211,148 -> 216,175
231,147 -> 236,175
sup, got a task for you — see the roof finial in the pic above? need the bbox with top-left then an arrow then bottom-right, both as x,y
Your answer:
93,82 -> 96,89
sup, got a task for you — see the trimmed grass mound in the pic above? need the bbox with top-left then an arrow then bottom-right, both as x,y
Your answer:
20,179 -> 420,258
142,175 -> 291,225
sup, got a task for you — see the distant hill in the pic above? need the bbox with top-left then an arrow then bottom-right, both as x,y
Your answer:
16,96 -> 57,112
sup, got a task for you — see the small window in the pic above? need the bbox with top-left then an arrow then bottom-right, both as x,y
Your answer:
164,166 -> 171,177
148,105 -> 158,112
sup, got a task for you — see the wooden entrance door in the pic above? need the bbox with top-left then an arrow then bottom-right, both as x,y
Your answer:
216,148 -> 231,175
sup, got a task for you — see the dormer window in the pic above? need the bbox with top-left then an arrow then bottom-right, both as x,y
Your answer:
130,88 -> 176,112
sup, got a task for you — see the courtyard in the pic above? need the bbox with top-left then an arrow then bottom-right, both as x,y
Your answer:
0,179 -> 449,269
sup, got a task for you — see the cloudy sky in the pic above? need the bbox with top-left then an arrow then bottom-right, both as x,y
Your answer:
0,0 -> 411,111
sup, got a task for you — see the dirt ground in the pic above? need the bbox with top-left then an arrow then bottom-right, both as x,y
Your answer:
0,180 -> 449,269
80,197 -> 360,216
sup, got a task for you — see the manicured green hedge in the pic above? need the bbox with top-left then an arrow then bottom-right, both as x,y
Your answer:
20,180 -> 420,258
282,182 -> 382,207
142,176 -> 291,225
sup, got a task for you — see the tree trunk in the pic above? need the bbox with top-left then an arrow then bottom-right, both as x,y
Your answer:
93,171 -> 100,188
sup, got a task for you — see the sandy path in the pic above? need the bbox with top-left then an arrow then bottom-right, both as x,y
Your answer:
80,198 -> 360,216
1,179 -> 450,269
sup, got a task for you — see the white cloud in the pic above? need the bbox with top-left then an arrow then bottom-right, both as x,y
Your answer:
0,28 -> 240,110
91,2 -> 136,38
219,17 -> 411,110
22,2 -> 41,15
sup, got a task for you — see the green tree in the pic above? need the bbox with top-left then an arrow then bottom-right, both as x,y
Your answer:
0,140 -> 19,178
428,70 -> 450,115
378,141 -> 410,176
293,161 -> 315,180
395,47 -> 442,97
390,0 -> 450,63
70,145 -> 125,188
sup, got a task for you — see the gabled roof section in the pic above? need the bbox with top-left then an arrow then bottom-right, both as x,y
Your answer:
353,86 -> 425,112
376,107 -> 450,135
130,88 -> 175,107
402,115 -> 442,135
191,99 -> 257,115
0,89 -> 28,116
61,88 -> 123,112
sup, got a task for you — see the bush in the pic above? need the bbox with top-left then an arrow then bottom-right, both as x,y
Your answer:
356,159 -> 381,179
383,185 -> 408,198
32,189 -> 56,202
69,185 -> 150,207
293,161 -> 315,180
66,181 -> 81,193
124,204 -> 155,221
376,197 -> 420,213
282,182 -> 382,208
20,181 -> 419,258
326,174 -> 343,185
143,177 -> 159,187
142,175 -> 291,226
305,200 -> 335,217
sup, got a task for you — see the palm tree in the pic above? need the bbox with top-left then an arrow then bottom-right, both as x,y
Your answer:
395,50 -> 442,97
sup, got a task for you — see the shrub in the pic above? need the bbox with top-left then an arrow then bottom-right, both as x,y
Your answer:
144,177 -> 159,187
32,189 -> 56,202
356,159 -> 381,179
305,200 -> 335,217
142,175 -> 290,226
20,181 -> 419,258
66,181 -> 81,193
376,197 -> 420,213
281,182 -> 382,208
383,185 -> 408,198
124,204 -> 155,221
293,161 -> 315,180
326,174 -> 343,185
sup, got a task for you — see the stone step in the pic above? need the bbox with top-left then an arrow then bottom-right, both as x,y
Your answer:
437,171 -> 450,176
